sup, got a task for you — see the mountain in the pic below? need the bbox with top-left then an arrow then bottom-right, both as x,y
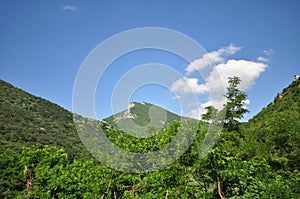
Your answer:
247,77 -> 300,125
243,77 -> 300,170
0,80 -> 187,197
103,101 -> 185,135
0,80 -> 185,157
0,79 -> 90,160
0,80 -> 186,156
1,77 -> 299,161
1,78 -> 299,198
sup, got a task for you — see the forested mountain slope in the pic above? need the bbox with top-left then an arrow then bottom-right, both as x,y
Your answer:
248,77 -> 299,127
0,79 -> 90,159
243,78 -> 300,170
0,78 -> 299,198
104,101 -> 183,129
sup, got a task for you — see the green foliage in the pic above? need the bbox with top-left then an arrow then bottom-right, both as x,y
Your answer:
201,106 -> 219,124
0,80 -> 90,160
201,76 -> 249,131
1,79 -> 300,198
104,101 -> 185,130
0,153 -> 24,198
244,78 -> 300,171
105,122 -> 179,153
17,146 -> 114,198
223,76 -> 249,131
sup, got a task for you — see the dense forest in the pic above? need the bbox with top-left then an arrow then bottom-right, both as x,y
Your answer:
0,78 -> 299,198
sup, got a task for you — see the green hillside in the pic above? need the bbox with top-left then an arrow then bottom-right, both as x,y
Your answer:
0,79 -> 90,160
248,77 -> 299,127
243,78 -> 300,170
0,78 -> 299,198
104,101 -> 184,128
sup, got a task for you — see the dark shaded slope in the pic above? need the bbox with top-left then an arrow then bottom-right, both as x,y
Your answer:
0,80 -> 90,160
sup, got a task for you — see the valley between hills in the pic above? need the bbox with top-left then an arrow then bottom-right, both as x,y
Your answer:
0,78 -> 299,198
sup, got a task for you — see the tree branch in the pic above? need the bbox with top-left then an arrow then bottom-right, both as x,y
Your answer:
217,176 -> 227,199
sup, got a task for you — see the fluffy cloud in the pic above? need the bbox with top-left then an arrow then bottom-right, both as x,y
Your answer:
256,49 -> 274,63
207,59 -> 267,95
62,5 -> 77,12
257,56 -> 269,62
171,78 -> 208,94
205,59 -> 266,116
186,100 -> 211,119
185,43 -> 241,74
175,59 -> 267,100
176,61 -> 267,119
172,44 -> 268,119
187,107 -> 204,120
187,98 -> 252,120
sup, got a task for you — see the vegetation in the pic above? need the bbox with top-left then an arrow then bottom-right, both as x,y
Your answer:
0,80 -> 90,160
0,77 -> 299,198
104,101 -> 184,128
202,77 -> 249,131
223,77 -> 249,131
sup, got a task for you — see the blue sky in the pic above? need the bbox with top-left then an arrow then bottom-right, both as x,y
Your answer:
1,1 -> 299,121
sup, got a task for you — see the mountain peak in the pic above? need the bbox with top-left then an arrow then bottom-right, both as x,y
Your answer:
113,102 -> 137,124
104,101 -> 182,131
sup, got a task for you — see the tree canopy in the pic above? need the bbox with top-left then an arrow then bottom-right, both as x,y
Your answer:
1,78 -> 299,198
223,76 -> 249,131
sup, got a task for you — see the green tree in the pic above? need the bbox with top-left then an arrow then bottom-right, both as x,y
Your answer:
202,106 -> 219,124
224,76 -> 249,131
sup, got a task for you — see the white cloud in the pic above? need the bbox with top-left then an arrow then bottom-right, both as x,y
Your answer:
62,5 -> 77,12
179,59 -> 267,119
243,99 -> 250,105
218,43 -> 242,55
206,59 -> 267,97
173,44 -> 268,120
186,43 -> 241,74
186,52 -> 224,73
185,99 -> 226,120
257,56 -> 269,62
187,107 -> 203,120
171,78 -> 208,94
263,49 -> 274,56
187,98 -> 251,120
